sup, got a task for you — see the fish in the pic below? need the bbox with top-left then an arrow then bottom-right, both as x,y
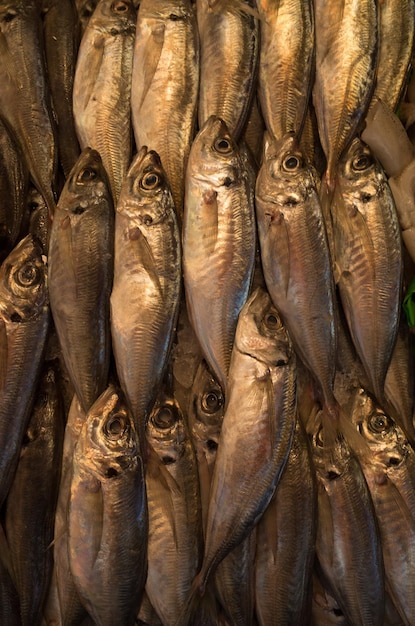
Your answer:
75,0 -> 99,34
110,147 -> 181,440
41,0 -> 81,178
131,0 -> 199,220
183,116 -> 256,394
311,418 -> 385,625
0,115 -> 29,262
254,418 -> 316,626
48,147 -> 114,415
183,287 -> 296,614
312,0 -> 378,189
0,234 -> 50,509
0,0 -> 58,216
196,0 -> 259,141
0,524 -> 21,626
73,0 -> 136,204
331,137 -> 403,405
145,387 -> 203,625
68,385 -> 148,626
256,0 -> 314,143
5,360 -> 64,626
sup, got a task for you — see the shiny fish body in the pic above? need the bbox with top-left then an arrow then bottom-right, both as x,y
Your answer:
254,418 -> 316,626
255,132 -> 337,418
183,116 -> 256,394
110,147 -> 181,438
368,0 -> 415,113
48,148 -> 114,415
131,0 -> 199,219
312,430 -> 385,626
0,525 -> 20,626
145,392 -> 202,625
69,385 -> 147,626
42,0 -> 81,178
73,0 -> 136,204
0,0 -> 57,216
331,138 -> 403,405
197,0 -> 259,141
5,360 -> 64,626
0,234 -> 49,509
312,0 -> 378,188
192,287 -> 296,596
256,0 -> 314,142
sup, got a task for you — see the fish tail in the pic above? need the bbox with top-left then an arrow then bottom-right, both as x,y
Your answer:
175,573 -> 217,626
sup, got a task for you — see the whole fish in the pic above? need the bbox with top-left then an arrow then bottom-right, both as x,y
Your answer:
145,389 -> 203,625
368,0 -> 415,114
42,0 -> 81,178
311,421 -> 385,625
68,385 -> 148,626
183,116 -> 256,394
312,0 -> 378,189
256,0 -> 314,142
48,148 -> 114,415
255,131 -> 343,445
5,360 -> 64,626
0,115 -> 29,262
331,138 -> 403,405
350,388 -> 415,625
0,0 -> 57,216
110,147 -> 181,439
73,0 -> 136,203
196,0 -> 259,141
254,418 -> 316,626
0,234 -> 49,509
184,287 -> 296,613
131,0 -> 199,219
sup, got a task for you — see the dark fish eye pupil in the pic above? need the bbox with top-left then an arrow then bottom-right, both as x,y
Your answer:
80,167 -> 96,182
108,418 -> 122,434
370,413 -> 389,433
143,214 -> 153,225
284,156 -> 299,170
265,313 -> 279,328
141,172 -> 160,190
217,139 -> 230,151
353,155 -> 371,170
17,263 -> 38,287
202,390 -> 223,414
154,406 -> 176,429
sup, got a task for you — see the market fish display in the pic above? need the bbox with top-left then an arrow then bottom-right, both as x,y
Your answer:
1,0 -> 415,624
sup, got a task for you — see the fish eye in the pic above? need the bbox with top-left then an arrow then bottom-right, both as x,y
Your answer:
352,153 -> 372,171
16,262 -> 40,288
104,412 -> 127,438
368,412 -> 392,434
201,390 -> 223,414
111,0 -> 129,11
213,137 -> 233,154
152,405 -> 178,430
77,167 -> 97,183
2,9 -> 17,23
264,311 -> 281,330
282,155 -> 301,171
316,426 -> 324,448
140,172 -> 161,191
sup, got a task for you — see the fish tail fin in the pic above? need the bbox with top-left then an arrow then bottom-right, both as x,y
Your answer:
175,573 -> 217,626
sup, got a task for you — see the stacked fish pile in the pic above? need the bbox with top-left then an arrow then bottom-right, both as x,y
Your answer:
1,0 -> 415,624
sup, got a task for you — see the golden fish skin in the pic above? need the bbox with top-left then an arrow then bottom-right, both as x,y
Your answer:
197,0 -> 259,141
145,390 -> 202,625
191,287 -> 296,599
312,0 -> 378,188
131,0 -> 199,219
73,0 -> 136,204
110,147 -> 181,441
0,234 -> 49,509
256,0 -> 314,142
183,116 -> 256,394
68,385 -> 148,626
331,138 -> 403,405
48,148 -> 114,415
255,132 -> 337,416
0,1 -> 57,216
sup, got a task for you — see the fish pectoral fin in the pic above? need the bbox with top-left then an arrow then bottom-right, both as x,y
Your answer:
132,227 -> 164,297
146,443 -> 181,544
138,22 -> 165,111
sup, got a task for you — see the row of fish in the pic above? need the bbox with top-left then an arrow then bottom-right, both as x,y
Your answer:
0,0 -> 415,625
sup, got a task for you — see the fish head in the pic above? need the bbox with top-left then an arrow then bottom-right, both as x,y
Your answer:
256,131 -> 318,219
77,385 -> 140,479
187,115 -> 241,188
146,396 -> 187,466
90,0 -> 136,35
0,2 -> 34,32
337,138 -> 382,204
118,146 -> 175,226
0,234 -> 48,322
188,359 -> 224,466
60,147 -> 113,217
234,286 -> 294,368
309,410 -> 352,480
